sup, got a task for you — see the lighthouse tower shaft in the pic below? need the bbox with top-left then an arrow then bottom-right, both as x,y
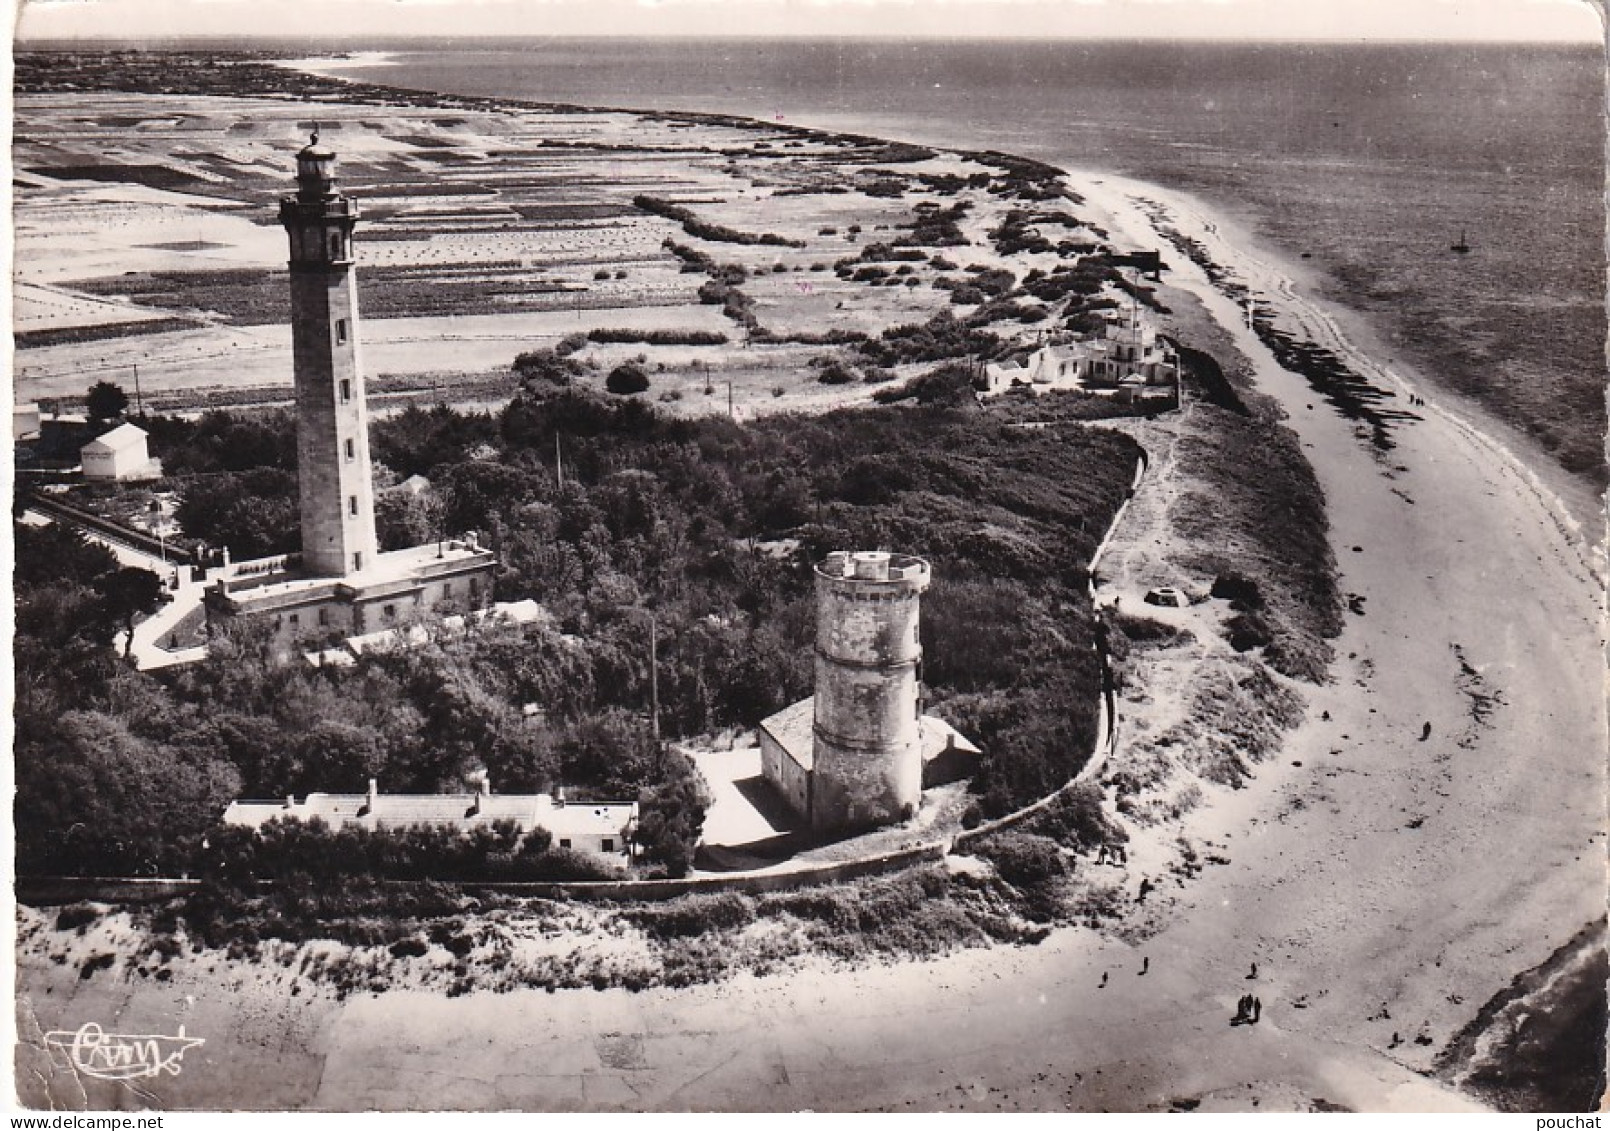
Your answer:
810,551 -> 930,832
280,136 -> 378,578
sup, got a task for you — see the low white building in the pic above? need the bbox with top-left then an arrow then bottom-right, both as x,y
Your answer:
14,403 -> 40,442
758,694 -> 983,820
223,778 -> 638,860
80,422 -> 156,481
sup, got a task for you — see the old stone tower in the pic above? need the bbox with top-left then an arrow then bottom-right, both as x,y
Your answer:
280,131 -> 378,577
759,550 -> 978,834
810,550 -> 930,830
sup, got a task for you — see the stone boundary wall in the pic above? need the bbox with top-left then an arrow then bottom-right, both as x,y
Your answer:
25,491 -> 197,565
19,843 -> 948,906
20,451 -> 1150,908
18,877 -> 201,905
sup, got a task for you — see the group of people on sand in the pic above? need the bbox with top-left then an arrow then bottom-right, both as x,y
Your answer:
1094,841 -> 1128,865
1232,961 -> 1263,1025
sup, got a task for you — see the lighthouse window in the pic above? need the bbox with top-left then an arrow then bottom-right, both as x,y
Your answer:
330,233 -> 342,258
352,552 -> 363,571
348,495 -> 359,517
344,438 -> 355,462
339,379 -> 351,404
336,319 -> 348,344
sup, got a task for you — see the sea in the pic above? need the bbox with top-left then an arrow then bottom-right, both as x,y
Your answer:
300,38 -> 1607,486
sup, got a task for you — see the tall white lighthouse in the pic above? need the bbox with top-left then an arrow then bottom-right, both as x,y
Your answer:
279,130 -> 378,577
202,136 -> 501,656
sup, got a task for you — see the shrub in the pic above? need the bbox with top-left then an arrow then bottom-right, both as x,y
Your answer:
606,365 -> 651,396
56,904 -> 101,932
629,891 -> 754,939
975,831 -> 1067,888
1021,782 -> 1112,853
817,362 -> 857,385
1226,612 -> 1272,653
587,328 -> 728,347
1211,572 -> 1264,609
1114,612 -> 1189,645
553,333 -> 589,358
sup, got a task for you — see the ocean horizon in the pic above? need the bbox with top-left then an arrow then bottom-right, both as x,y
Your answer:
285,36 -> 1605,483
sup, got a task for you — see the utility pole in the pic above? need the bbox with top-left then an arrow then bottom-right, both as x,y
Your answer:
554,432 -> 564,488
727,380 -> 734,420
132,364 -> 144,418
648,611 -> 660,746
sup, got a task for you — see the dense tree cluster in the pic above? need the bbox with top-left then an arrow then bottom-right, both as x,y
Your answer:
15,385 -> 1140,877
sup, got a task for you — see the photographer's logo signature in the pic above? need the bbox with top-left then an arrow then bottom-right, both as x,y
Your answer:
45,1022 -> 204,1081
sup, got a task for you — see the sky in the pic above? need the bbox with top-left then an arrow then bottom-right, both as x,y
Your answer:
11,0 -> 1606,43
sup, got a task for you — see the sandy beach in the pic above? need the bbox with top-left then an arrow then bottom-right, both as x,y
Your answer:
16,143 -> 1603,1109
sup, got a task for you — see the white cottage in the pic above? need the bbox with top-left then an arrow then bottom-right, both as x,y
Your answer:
80,422 -> 154,481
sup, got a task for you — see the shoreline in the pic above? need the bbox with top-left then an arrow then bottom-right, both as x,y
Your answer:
1070,169 -> 1607,563
1067,165 -> 1605,1104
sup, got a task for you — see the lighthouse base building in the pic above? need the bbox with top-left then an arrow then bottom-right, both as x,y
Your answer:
204,539 -> 498,655
759,551 -> 980,835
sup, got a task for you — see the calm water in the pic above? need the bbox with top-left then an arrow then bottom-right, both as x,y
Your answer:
318,39 -> 1605,477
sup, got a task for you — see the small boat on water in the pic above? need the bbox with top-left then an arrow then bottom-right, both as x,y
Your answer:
1450,228 -> 1472,254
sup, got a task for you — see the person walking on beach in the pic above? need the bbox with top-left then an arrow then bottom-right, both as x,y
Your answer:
1252,997 -> 1262,1023
1139,956 -> 1149,976
1100,972 -> 1108,989
1247,961 -> 1258,980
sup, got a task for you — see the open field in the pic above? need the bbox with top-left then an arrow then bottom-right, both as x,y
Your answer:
14,71 -> 1102,422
